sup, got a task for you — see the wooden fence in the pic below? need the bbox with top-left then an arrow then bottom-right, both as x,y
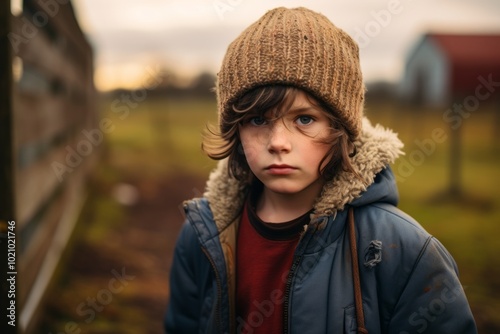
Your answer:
1,0 -> 97,332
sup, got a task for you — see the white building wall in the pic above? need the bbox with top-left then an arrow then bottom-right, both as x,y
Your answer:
400,37 -> 450,106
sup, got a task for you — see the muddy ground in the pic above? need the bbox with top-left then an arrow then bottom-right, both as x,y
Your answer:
40,172 -> 206,334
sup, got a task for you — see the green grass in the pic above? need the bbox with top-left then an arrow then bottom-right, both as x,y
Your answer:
98,96 -> 500,330
99,97 -> 218,179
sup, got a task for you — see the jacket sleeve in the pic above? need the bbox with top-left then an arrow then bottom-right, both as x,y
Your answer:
387,237 -> 477,334
164,221 -> 204,333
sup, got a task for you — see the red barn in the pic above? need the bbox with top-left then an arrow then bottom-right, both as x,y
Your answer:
401,33 -> 500,106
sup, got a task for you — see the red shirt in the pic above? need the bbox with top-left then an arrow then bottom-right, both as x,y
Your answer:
236,193 -> 310,333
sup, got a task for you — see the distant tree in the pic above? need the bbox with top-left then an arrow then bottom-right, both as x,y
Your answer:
189,72 -> 216,97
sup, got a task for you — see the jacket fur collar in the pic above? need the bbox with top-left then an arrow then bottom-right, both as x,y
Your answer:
203,117 -> 404,231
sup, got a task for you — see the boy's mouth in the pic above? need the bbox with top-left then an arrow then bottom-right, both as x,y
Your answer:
265,164 -> 297,175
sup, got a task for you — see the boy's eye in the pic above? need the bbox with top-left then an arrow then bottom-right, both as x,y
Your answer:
296,115 -> 314,125
249,116 -> 267,126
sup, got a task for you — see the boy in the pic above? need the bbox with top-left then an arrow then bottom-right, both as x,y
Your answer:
165,7 -> 477,334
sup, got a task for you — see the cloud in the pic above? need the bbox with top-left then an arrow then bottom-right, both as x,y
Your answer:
89,24 -> 243,70
75,0 -> 500,90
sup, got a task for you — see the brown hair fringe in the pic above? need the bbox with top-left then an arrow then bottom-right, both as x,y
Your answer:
202,85 -> 358,181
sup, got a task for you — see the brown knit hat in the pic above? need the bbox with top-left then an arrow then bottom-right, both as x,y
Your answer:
216,7 -> 365,138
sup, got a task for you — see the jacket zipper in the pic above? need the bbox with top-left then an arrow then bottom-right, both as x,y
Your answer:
283,222 -> 321,333
282,254 -> 302,334
201,247 -> 224,333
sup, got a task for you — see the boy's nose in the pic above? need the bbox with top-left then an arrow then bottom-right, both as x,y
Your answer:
267,121 -> 291,154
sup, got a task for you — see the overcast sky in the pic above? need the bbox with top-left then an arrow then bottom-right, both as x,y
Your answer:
63,0 -> 500,91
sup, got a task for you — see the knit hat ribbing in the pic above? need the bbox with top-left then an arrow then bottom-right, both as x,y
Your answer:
216,7 -> 365,138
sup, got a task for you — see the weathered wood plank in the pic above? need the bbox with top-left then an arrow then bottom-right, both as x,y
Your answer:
0,0 -> 15,222
10,15 -> 77,80
14,92 -> 69,150
17,184 -> 65,306
7,2 -> 97,332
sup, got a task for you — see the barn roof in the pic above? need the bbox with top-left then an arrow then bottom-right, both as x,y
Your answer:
427,33 -> 500,96
429,33 -> 500,66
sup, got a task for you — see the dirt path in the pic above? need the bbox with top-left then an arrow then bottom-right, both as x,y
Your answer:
40,172 -> 206,333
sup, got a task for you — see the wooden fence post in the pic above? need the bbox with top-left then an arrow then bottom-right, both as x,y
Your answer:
0,3 -> 16,334
0,0 -> 15,222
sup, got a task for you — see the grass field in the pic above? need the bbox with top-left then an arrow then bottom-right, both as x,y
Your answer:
77,95 -> 500,331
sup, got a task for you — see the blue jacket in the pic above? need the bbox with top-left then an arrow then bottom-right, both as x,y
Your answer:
165,119 -> 477,333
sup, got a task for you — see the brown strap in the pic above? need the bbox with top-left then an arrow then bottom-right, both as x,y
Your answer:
348,207 -> 369,334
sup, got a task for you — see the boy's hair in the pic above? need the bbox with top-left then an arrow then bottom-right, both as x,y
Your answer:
202,85 -> 357,181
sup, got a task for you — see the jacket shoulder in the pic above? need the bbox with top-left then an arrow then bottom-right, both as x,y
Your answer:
354,202 -> 433,251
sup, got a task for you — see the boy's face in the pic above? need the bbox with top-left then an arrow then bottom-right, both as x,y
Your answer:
239,91 -> 332,197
